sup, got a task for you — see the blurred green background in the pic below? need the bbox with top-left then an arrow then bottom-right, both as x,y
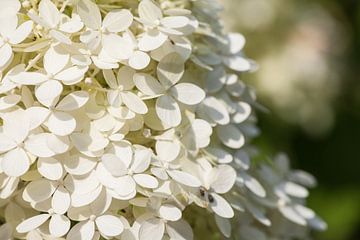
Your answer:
222,0 -> 360,239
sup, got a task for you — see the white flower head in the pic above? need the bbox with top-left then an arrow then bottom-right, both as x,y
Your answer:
0,0 -> 326,239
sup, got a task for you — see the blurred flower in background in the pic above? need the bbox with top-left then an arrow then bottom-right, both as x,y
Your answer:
223,0 -> 348,136
222,0 -> 360,240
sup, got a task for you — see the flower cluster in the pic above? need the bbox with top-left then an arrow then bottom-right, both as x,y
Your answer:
0,0 -> 325,239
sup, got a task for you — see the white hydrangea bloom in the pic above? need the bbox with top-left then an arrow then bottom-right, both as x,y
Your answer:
0,0 -> 325,239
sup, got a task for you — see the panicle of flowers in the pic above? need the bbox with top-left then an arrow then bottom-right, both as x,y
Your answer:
0,0 -> 326,239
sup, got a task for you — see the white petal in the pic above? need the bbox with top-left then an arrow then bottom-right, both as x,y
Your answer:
289,170 -> 317,188
117,66 -> 136,90
0,81 -> 16,95
0,18 -> 16,38
0,134 -> 16,152
96,163 -> 119,189
279,205 -> 307,226
103,9 -> 133,32
139,218 -> 165,240
95,215 -> 124,237
50,29 -> 72,44
159,204 -> 182,221
70,133 -> 105,157
56,91 -> 89,111
107,90 -> 122,107
24,133 -> 56,157
49,214 -> 70,237
26,107 -> 51,130
67,206 -> 92,222
245,201 -> 271,226
243,173 -> 266,197
39,0 -> 60,28
309,216 -> 327,231
103,69 -> 117,89
151,36 -> 191,61
156,95 -> 181,127
47,134 -> 70,154
206,148 -> 233,164
67,220 -> 95,240
92,56 -> 118,70
201,97 -> 230,125
204,66 -> 226,93
77,0 -> 102,29
2,148 -> 30,177
280,181 -> 309,198
0,44 -> 12,69
185,119 -> 212,149
132,149 -> 152,173
23,179 -> 55,203
144,107 -> 171,131
211,165 -> 236,194
138,29 -> 167,52
113,175 -> 136,198
227,33 -> 246,54
35,80 -> 63,108
214,216 -> 231,238
0,223 -> 12,239
155,140 -> 180,162
129,51 -> 151,70
9,20 -> 33,44
52,186 -> 71,215
160,16 -> 189,29
90,188 -> 112,216
55,66 -> 88,85
216,124 -> 245,149
138,0 -> 162,23
133,174 -> 158,188
60,16 -> 84,33
0,0 -> 20,17
210,193 -> 234,219
157,53 -> 184,88
101,154 -> 128,177
16,214 -> 50,233
167,170 -> 201,187
3,109 -> 29,143
44,46 -> 70,75
111,141 -> 133,162
10,72 -> 47,85
158,26 -> 183,35
225,77 -> 246,97
21,85 -> 34,107
65,171 -> 100,194
37,157 -> 63,180
170,83 -> 205,105
103,34 -> 133,60
93,113 -> 116,132
294,204 -> 315,219
234,149 -> 250,170
232,102 -> 251,124
80,29 -> 97,50
121,92 -> 148,114
0,176 -> 18,199
71,184 -> 102,207
151,167 -> 168,180
166,220 -> 193,240
223,55 -> 251,72
64,154 -> 97,176
163,8 -> 192,15
134,73 -> 165,96
48,111 -> 76,136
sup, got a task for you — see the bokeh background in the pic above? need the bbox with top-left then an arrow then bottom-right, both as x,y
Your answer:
222,0 -> 360,239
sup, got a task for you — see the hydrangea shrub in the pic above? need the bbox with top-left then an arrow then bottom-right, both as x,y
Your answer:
0,0 -> 326,239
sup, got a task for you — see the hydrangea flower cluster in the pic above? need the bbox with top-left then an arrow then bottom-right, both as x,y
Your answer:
0,0 -> 326,239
